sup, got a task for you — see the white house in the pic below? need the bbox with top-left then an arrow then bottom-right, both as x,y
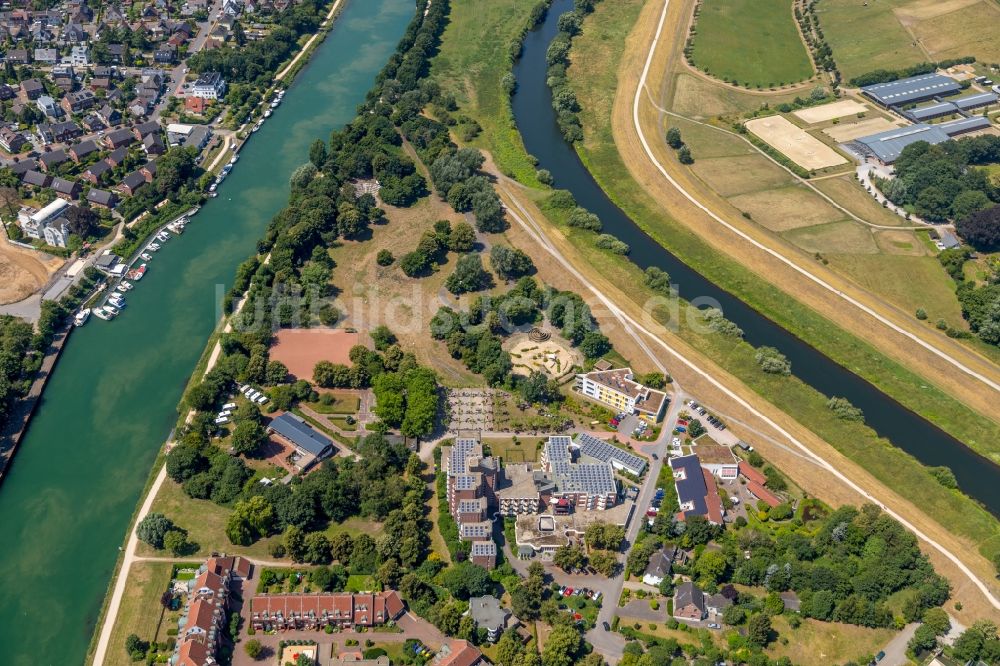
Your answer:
70,45 -> 89,66
190,72 -> 226,100
18,198 -> 70,247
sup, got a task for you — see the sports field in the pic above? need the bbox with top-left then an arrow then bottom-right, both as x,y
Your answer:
688,0 -> 813,87
746,115 -> 848,170
816,0 -> 1000,81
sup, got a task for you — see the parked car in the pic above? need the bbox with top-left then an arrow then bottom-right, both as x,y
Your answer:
602,621 -> 611,631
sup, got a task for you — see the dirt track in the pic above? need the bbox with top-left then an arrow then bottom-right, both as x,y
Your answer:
0,241 -> 62,305
602,0 -> 1000,445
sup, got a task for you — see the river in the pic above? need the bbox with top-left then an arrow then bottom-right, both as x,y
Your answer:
0,1 -> 413,663
511,0 -> 1000,515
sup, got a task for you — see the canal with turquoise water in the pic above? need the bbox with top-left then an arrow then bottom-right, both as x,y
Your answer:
0,1 -> 413,663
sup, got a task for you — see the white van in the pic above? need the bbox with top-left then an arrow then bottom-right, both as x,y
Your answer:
214,416 -> 230,425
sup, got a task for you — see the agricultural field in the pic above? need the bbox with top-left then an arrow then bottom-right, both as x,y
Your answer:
815,0 -> 1000,81
688,0 -> 814,87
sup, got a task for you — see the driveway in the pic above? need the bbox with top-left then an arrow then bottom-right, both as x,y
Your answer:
877,622 -> 918,666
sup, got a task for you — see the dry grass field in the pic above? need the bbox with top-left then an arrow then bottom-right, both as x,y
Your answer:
0,241 -> 63,304
792,99 -> 868,124
745,115 -> 848,170
104,562 -> 176,666
729,186 -> 848,231
822,117 -> 904,142
689,154 -> 795,196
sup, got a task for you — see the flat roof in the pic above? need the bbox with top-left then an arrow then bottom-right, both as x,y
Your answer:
268,413 -> 333,457
576,433 -> 647,475
861,73 -> 961,106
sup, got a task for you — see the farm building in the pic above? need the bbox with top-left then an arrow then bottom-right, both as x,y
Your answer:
861,73 -> 961,107
851,116 -> 991,164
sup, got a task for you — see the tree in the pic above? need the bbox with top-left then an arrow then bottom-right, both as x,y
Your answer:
908,623 -> 939,654
400,250 -> 431,277
922,607 -> 951,635
124,633 -> 148,661
376,249 -> 394,266
541,624 -> 582,666
137,512 -> 175,549
231,419 -> 267,456
163,530 -> 191,556
568,207 -> 602,231
584,522 -> 625,550
490,244 -> 535,280
666,127 -> 683,149
519,371 -> 560,404
370,325 -> 397,351
449,221 -> 476,252
227,496 -> 274,545
687,419 -> 705,438
440,561 -> 493,599
553,544 -> 586,572
64,205 -> 99,237
677,146 -> 694,164
314,360 -> 351,387
826,396 -> 864,422
446,254 -> 491,294
309,139 -> 327,168
579,331 -> 611,359
265,360 -> 288,385
694,550 -> 727,586
755,346 -> 791,375
303,531 -> 332,564
643,266 -> 671,295
589,550 -> 617,576
746,613 -> 772,647
956,204 -> 1000,251
245,638 -> 264,660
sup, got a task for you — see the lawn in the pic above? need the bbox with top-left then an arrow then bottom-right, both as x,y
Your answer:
765,615 -> 895,664
346,574 -> 378,592
689,0 -> 813,87
308,391 -> 360,414
105,562 -> 177,666
482,436 -> 543,463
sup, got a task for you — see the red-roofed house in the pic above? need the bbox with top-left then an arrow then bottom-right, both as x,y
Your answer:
746,479 -> 782,508
738,461 -> 767,486
434,639 -> 485,666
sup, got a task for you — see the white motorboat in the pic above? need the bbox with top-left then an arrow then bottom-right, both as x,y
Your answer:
74,308 -> 90,326
140,253 -> 152,261
119,281 -> 133,291
103,304 -> 120,316
93,308 -> 112,320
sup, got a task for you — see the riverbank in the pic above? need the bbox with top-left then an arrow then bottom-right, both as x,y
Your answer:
426,0 -> 1000,610
0,3 -> 415,663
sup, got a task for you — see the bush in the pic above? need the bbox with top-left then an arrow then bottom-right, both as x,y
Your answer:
755,346 -> 791,375
826,396 -> 864,422
376,249 -> 394,266
244,639 -> 263,660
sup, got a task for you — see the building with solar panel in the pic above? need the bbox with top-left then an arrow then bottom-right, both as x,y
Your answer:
860,74 -> 961,107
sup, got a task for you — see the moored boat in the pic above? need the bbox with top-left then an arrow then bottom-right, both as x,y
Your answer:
74,308 -> 90,326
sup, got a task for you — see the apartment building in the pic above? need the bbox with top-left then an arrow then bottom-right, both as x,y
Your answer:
575,367 -> 667,422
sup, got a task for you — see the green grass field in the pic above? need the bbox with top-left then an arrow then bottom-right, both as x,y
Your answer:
689,0 -> 813,87
105,562 -> 177,666
816,0 -> 1000,81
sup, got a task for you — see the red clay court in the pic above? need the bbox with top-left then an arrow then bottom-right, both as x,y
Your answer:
269,328 -> 361,381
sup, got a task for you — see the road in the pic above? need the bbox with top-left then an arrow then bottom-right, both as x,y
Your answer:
878,623 -> 919,666
631,0 -> 1000,400
495,175 -> 1000,614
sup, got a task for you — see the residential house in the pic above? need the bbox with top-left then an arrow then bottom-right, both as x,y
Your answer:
36,95 -> 62,118
39,149 -> 69,171
0,84 -> 16,100
0,128 -> 27,153
88,76 -> 110,92
143,132 -> 165,155
468,596 -> 511,643
43,120 -> 82,143
22,170 -> 51,189
670,454 -> 724,525
184,95 -> 207,114
61,89 -> 96,114
191,71 -> 226,99
33,47 -> 57,64
61,23 -> 88,44
705,592 -> 733,617
129,99 -> 150,118
434,640 -> 485,666
118,169 -> 146,195
249,591 -> 405,631
105,146 -> 129,167
82,159 -> 111,184
51,176 -> 80,200
132,120 -> 161,139
6,49 -> 30,65
97,104 -> 121,126
70,45 -> 89,66
154,43 -> 176,63
642,546 -> 673,587
20,78 -> 44,100
186,125 -> 212,150
470,541 -> 497,570
69,139 -> 98,162
81,113 -> 105,132
673,582 -> 707,621
17,198 -> 68,243
7,159 -> 38,176
86,187 -> 118,209
104,127 -> 134,149
140,160 -> 156,182
106,43 -> 124,63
